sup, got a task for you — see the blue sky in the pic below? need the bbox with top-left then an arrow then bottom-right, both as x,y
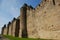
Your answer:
0,0 -> 41,34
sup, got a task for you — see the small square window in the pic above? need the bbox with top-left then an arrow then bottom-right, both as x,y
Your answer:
58,4 -> 60,6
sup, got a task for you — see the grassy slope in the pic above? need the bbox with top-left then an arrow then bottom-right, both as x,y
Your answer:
3,35 -> 52,40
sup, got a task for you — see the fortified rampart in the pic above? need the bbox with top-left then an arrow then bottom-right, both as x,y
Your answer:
1,0 -> 60,39
2,24 -> 7,35
1,25 -> 6,35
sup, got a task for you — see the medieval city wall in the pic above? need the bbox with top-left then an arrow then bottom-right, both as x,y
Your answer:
8,22 -> 12,35
11,18 -> 17,37
15,18 -> 20,37
3,27 -> 7,35
3,25 -> 7,35
36,0 -> 60,39
1,0 -> 60,39
20,5 -> 28,38
26,7 -> 38,38
1,26 -> 5,35
26,0 -> 60,39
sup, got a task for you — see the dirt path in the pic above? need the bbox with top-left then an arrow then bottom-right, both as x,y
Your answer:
0,35 -> 9,40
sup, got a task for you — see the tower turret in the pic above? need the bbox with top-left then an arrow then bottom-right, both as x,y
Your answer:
20,3 -> 28,38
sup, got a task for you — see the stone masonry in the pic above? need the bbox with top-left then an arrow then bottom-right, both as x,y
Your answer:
8,22 -> 12,35
11,18 -> 17,37
1,0 -> 60,39
2,25 -> 7,35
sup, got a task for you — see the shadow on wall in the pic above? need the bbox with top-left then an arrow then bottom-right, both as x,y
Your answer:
1,24 -> 6,35
21,9 -> 28,38
21,4 -> 28,38
15,19 -> 20,37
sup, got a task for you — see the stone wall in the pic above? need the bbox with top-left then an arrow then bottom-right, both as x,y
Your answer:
1,25 -> 6,35
7,22 -> 11,35
11,18 -> 16,37
35,0 -> 60,39
27,6 -> 39,38
15,18 -> 20,37
3,25 -> 7,35
1,0 -> 60,39
13,18 -> 20,37
20,4 -> 28,38
24,0 -> 60,39
26,0 -> 60,39
1,26 -> 5,35
8,22 -> 12,35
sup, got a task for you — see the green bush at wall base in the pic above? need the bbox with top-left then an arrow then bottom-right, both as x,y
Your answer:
3,35 -> 52,40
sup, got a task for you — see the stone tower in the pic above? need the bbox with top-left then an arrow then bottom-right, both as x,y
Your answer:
20,4 -> 28,38
11,18 -> 20,37
7,22 -> 11,35
3,24 -> 7,35
11,18 -> 16,37
1,24 -> 6,35
8,22 -> 12,35
15,18 -> 20,37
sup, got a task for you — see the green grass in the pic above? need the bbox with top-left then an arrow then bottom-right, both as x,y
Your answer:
3,35 -> 52,40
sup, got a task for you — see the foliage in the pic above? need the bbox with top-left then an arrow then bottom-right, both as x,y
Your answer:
3,35 -> 52,40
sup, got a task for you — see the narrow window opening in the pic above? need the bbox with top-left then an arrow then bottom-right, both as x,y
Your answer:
45,0 -> 46,2
58,4 -> 60,6
53,0 -> 55,5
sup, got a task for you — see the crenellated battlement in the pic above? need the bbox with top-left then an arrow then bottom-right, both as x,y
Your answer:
12,18 -> 16,23
20,0 -> 60,13
1,0 -> 60,39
